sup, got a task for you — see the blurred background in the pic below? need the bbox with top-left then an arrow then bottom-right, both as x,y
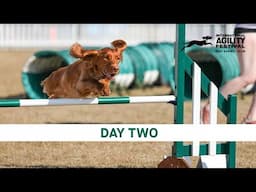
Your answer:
1,24 -> 244,100
0,24 -> 235,49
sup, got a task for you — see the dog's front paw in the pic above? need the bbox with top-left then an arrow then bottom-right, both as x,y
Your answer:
101,88 -> 111,96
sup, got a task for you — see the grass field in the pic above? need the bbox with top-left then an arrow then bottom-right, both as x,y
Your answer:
0,50 -> 256,168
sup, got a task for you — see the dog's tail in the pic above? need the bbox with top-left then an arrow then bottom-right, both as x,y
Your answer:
40,79 -> 49,95
40,79 -> 46,87
181,42 -> 190,51
181,45 -> 187,51
40,77 -> 49,93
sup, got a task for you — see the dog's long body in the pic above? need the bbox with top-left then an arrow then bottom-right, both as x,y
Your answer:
182,40 -> 212,50
41,60 -> 111,98
41,40 -> 127,98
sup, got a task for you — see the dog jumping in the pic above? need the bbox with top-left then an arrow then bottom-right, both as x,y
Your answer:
41,40 -> 127,98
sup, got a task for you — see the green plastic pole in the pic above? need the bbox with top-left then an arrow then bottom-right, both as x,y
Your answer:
173,24 -> 186,157
227,94 -> 237,168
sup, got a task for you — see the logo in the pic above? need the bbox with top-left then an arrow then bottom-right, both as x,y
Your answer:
215,33 -> 245,52
182,34 -> 246,53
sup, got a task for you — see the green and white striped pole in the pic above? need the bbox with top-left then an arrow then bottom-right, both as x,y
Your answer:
0,95 -> 176,107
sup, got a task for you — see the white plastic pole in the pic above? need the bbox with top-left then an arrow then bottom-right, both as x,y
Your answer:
192,62 -> 201,156
209,82 -> 218,155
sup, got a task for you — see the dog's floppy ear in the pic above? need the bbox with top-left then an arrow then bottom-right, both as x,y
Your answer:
70,43 -> 98,58
111,40 -> 127,53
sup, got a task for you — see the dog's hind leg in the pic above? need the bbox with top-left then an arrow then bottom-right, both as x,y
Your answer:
49,94 -> 57,99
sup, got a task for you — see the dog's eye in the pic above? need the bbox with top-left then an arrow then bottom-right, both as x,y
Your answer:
103,54 -> 111,61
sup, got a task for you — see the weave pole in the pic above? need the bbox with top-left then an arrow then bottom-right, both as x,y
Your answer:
0,95 -> 176,107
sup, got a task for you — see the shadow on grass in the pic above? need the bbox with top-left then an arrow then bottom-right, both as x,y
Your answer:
45,122 -> 125,124
0,93 -> 28,99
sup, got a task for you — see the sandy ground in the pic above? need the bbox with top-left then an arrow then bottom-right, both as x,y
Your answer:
0,50 -> 256,168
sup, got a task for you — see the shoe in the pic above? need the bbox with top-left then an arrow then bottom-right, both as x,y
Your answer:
241,117 -> 256,124
245,120 -> 256,124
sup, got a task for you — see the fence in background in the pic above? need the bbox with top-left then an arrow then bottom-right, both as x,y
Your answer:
0,24 -> 235,49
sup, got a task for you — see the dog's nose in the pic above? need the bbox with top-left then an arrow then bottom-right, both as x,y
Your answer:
112,66 -> 119,72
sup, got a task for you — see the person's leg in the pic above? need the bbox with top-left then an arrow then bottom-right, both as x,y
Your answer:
220,33 -> 256,97
244,93 -> 256,123
202,33 -> 256,123
242,34 -> 256,122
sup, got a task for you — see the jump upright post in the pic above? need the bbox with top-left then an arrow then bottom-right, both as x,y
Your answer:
173,24 -> 237,168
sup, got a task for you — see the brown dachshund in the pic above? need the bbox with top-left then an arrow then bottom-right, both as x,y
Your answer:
41,40 -> 127,98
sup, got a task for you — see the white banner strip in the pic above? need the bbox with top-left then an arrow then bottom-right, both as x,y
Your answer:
0,124 -> 255,141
